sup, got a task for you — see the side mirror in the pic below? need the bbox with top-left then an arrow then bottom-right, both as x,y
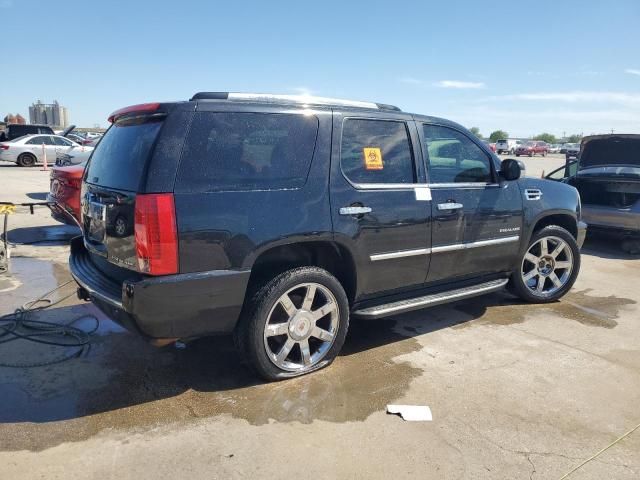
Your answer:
500,158 -> 522,181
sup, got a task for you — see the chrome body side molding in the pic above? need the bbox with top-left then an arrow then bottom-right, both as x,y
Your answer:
370,235 -> 520,261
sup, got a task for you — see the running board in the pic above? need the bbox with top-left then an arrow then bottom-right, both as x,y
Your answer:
352,278 -> 509,319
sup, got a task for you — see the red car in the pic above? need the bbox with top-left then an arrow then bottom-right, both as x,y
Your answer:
483,141 -> 497,152
515,141 -> 548,157
48,164 -> 85,226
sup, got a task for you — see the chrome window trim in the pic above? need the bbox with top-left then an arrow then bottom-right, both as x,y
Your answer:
344,181 -> 502,191
428,182 -> 500,189
370,236 -> 520,261
350,182 -> 428,191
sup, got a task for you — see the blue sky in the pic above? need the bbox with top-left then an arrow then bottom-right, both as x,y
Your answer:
2,0 -> 639,137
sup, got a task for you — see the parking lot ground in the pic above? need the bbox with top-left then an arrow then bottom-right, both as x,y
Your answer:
1,162 -> 638,479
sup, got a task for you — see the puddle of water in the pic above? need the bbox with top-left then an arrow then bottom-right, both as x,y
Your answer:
451,289 -> 635,330
0,257 -> 71,314
1,294 -> 424,452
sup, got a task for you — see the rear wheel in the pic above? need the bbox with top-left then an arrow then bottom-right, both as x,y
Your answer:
529,151 -> 534,157
509,225 -> 580,303
17,153 -> 36,167
235,266 -> 350,381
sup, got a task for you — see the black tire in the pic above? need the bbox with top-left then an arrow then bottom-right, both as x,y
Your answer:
17,153 -> 36,167
542,151 -> 547,157
516,154 -> 520,157
509,225 -> 581,303
529,152 -> 534,157
235,266 -> 350,381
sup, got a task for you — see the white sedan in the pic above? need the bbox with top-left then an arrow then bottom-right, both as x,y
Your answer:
0,134 -> 93,167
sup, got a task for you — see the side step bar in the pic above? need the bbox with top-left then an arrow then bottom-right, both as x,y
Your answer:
352,278 -> 509,319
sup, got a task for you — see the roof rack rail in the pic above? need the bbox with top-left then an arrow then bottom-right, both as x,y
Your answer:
189,92 -> 401,111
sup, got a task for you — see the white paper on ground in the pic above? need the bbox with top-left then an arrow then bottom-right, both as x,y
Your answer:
386,404 -> 433,421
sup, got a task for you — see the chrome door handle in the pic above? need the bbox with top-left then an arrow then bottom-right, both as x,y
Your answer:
437,202 -> 463,211
340,206 -> 372,215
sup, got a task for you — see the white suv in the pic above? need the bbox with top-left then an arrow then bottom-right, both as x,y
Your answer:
496,139 -> 519,154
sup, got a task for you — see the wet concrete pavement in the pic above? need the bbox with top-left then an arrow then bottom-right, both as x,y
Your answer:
1,164 -> 639,479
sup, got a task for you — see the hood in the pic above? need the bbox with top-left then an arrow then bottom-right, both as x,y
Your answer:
60,124 -> 76,137
580,135 -> 640,169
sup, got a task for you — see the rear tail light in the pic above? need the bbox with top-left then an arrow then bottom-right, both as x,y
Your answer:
134,193 -> 178,275
0,144 -> 8,150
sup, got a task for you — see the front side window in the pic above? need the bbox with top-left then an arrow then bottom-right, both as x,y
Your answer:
423,125 -> 493,184
176,112 -> 319,192
340,119 -> 415,185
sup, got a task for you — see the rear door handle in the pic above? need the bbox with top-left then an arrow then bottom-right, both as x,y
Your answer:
340,206 -> 372,215
437,202 -> 463,211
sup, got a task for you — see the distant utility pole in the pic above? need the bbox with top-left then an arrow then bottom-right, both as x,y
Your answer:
610,128 -> 614,134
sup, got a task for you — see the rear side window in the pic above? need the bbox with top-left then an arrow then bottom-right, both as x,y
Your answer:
175,112 -> 319,192
85,117 -> 163,191
340,119 -> 415,184
26,136 -> 54,145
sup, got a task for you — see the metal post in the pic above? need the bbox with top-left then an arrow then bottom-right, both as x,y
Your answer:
41,143 -> 48,171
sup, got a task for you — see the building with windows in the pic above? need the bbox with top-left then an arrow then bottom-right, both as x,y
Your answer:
28,100 -> 69,128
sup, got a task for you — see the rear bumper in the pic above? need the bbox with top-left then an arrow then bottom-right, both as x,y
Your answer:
582,205 -> 640,234
69,236 -> 251,338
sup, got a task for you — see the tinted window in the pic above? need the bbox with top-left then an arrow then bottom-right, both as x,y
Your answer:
26,136 -> 54,145
53,136 -> 72,146
423,125 -> 493,183
38,127 -> 54,134
340,119 -> 415,184
176,112 -> 319,192
85,118 -> 163,191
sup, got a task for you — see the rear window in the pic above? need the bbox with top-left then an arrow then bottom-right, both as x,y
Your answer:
175,112 -> 319,192
85,118 -> 163,191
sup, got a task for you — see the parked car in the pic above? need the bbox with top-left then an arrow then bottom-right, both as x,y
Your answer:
496,138 -> 520,155
48,163 -> 85,225
565,143 -> 580,159
0,134 -> 90,167
70,92 -> 585,380
548,144 -> 561,154
483,141 -> 496,152
516,141 -> 549,157
546,134 -> 640,243
55,144 -> 95,166
560,144 -> 569,154
0,123 -> 56,142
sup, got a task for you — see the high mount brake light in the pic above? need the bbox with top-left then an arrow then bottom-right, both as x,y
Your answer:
108,103 -> 161,123
134,193 -> 178,275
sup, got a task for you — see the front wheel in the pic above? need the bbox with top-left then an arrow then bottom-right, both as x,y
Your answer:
17,153 -> 36,167
235,267 -> 350,381
509,225 -> 580,303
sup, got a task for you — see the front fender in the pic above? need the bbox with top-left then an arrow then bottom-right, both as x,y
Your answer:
518,177 -> 581,246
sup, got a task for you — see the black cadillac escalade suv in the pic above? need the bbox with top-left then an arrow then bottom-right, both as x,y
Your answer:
70,92 -> 587,380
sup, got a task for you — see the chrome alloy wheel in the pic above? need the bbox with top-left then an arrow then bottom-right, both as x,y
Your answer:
263,282 -> 340,372
521,236 -> 574,297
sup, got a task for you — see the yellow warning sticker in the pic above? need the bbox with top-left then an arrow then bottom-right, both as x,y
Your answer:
363,147 -> 383,170
0,204 -> 16,215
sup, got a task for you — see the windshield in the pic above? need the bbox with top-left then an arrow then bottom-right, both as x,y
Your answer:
85,117 -> 163,191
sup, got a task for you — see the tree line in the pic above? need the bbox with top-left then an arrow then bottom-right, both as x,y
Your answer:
468,127 -> 583,144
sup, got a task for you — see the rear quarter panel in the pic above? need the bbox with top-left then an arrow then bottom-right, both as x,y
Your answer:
173,106 -> 334,273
